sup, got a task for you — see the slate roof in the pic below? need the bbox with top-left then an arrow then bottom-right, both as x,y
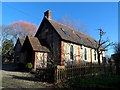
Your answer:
26,36 -> 49,52
35,16 -> 105,50
48,18 -> 104,50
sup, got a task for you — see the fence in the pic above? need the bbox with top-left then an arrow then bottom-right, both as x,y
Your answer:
55,64 -> 116,83
35,63 -> 116,83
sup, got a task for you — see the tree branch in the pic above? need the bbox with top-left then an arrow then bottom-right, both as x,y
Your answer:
104,42 -> 113,49
100,39 -> 109,46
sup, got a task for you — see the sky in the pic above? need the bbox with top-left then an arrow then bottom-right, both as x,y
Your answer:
2,2 -> 118,56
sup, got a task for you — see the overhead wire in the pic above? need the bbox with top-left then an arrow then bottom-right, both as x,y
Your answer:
3,4 -> 41,21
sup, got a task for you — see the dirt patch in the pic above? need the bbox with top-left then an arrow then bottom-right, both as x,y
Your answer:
2,63 -> 54,89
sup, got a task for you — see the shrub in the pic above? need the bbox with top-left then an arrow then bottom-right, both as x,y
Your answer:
26,62 -> 33,70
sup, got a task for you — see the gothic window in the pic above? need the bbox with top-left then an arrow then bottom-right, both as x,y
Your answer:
84,48 -> 87,60
70,45 -> 74,60
94,50 -> 96,60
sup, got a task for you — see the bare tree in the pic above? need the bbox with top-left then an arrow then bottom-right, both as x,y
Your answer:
58,16 -> 89,35
96,28 -> 113,64
2,21 -> 37,63
2,21 -> 37,44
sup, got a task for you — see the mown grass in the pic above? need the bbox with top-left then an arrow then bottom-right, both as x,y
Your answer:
67,75 -> 120,89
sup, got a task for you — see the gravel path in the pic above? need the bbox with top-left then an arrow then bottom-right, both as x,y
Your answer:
2,63 -> 54,89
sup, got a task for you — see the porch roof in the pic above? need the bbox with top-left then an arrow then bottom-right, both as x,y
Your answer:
28,36 -> 49,52
22,36 -> 49,52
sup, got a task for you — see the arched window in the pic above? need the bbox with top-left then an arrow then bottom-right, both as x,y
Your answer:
70,45 -> 74,60
84,48 -> 87,60
94,50 -> 96,60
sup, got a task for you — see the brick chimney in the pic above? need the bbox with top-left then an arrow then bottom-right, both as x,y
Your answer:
44,10 -> 52,20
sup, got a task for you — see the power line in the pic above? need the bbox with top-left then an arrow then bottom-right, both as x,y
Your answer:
3,4 -> 41,21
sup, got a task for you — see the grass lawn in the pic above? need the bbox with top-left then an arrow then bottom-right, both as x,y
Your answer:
67,75 -> 120,89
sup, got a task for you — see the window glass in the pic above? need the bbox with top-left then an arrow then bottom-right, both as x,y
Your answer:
84,48 -> 87,60
70,45 -> 74,60
94,50 -> 96,60
61,28 -> 69,36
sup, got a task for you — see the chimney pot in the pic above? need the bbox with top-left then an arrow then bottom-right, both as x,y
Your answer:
44,10 -> 52,20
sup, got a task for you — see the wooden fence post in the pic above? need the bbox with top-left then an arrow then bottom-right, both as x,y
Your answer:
53,64 -> 116,83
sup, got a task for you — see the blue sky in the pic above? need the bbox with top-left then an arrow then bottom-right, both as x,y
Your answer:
2,2 -> 118,56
